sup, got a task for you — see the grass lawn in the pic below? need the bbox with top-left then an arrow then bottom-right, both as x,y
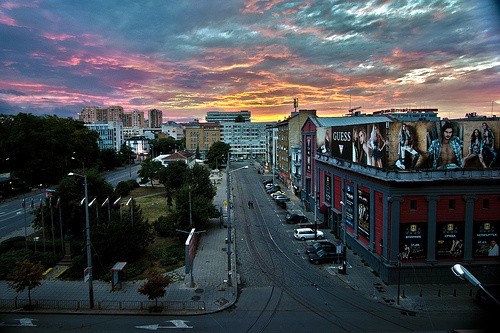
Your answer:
129,186 -> 185,279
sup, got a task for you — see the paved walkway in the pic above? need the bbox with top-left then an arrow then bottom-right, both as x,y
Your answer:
0,165 -> 486,316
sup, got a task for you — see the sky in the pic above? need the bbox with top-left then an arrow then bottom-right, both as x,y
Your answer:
0,0 -> 499,123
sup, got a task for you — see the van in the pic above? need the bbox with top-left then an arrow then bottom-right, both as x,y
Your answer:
293,228 -> 325,241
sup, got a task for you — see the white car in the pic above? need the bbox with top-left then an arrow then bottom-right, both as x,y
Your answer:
293,228 -> 325,241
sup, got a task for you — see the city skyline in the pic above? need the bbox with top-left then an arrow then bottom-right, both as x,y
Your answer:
0,0 -> 499,123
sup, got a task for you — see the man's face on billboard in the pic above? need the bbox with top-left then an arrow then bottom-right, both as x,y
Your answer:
443,127 -> 453,141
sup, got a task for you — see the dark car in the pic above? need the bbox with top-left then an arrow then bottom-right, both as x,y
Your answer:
286,213 -> 308,224
266,186 -> 281,194
262,179 -> 273,185
305,241 -> 337,254
308,249 -> 343,265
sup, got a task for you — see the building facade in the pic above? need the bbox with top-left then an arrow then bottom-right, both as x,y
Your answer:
185,122 -> 220,159
206,110 -> 251,123
84,121 -> 124,151
148,109 -> 163,128
302,114 -> 500,284
220,122 -> 268,160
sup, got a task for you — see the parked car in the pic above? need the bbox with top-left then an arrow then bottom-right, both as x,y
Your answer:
305,241 -> 337,254
293,228 -> 324,241
270,191 -> 286,198
286,213 -> 308,224
308,249 -> 343,265
265,183 -> 279,189
266,186 -> 281,194
262,179 -> 273,185
273,195 -> 290,202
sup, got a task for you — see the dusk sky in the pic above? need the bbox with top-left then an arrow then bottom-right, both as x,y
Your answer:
1,0 -> 499,123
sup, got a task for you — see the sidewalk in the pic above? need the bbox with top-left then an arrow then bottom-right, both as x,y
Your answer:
0,166 -> 484,316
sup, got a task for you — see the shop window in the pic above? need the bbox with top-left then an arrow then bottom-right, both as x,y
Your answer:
449,199 -> 456,210
483,199 -> 489,209
410,200 -> 417,210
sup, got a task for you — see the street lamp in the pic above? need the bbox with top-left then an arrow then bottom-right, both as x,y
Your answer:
226,156 -> 248,287
451,264 -> 500,305
71,157 -> 84,173
339,200 -> 347,275
68,172 -> 94,308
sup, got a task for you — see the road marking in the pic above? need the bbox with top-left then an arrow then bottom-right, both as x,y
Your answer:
135,320 -> 193,330
0,318 -> 37,327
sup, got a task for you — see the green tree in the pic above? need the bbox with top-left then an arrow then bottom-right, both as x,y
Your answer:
8,259 -> 44,306
206,141 -> 231,169
138,158 -> 163,187
137,268 -> 172,307
158,161 -> 188,206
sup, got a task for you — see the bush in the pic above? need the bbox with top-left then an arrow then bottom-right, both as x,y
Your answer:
0,249 -> 32,279
158,245 -> 184,266
153,215 -> 179,237
114,180 -> 140,197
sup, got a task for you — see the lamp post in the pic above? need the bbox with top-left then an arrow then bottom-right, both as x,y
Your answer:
339,200 -> 347,275
225,155 -> 248,287
71,156 -> 84,173
68,172 -> 94,308
451,264 -> 500,305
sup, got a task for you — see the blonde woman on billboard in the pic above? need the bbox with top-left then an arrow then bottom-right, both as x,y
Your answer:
353,127 -> 370,165
369,124 -> 385,168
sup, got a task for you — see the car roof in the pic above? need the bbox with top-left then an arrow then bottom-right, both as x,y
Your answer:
295,228 -> 314,232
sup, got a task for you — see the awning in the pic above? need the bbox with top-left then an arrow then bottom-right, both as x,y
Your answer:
319,204 -> 329,215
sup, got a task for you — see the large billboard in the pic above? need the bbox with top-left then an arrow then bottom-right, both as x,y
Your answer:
436,222 -> 464,258
317,120 -> 499,170
399,223 -> 427,260
474,221 -> 499,257
357,188 -> 370,241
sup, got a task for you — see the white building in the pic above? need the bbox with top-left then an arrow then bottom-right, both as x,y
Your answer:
161,121 -> 184,140
220,122 -> 270,160
85,121 -> 124,151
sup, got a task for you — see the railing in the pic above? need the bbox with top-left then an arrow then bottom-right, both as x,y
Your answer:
0,298 -> 206,312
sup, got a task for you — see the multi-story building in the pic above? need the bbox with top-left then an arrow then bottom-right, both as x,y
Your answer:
79,106 -> 124,124
161,121 -> 184,140
125,136 -> 150,161
123,110 -> 145,128
219,122 -> 269,160
301,112 -> 500,284
84,121 -> 124,151
184,122 -> 220,159
206,110 -> 251,123
276,109 -> 317,191
148,109 -> 163,128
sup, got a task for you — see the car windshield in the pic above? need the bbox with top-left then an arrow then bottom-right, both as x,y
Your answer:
313,243 -> 321,249
317,249 -> 326,257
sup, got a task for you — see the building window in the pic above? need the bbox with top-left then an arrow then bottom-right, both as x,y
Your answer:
410,200 -> 417,210
483,199 -> 489,209
449,199 -> 455,210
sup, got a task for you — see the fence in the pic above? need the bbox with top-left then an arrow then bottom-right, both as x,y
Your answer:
0,298 -> 206,313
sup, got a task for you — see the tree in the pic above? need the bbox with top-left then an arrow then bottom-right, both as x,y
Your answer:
206,141 -> 231,169
8,260 -> 44,306
138,158 -> 163,187
235,114 -> 245,122
158,161 -> 188,206
137,269 -> 172,307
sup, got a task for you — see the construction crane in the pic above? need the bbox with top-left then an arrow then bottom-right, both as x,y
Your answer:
348,106 -> 362,113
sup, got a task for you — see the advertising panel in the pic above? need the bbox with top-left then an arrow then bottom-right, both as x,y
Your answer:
324,174 -> 331,202
306,136 -> 312,173
321,119 -> 498,171
344,184 -> 354,229
473,221 -> 499,257
357,188 -> 370,241
399,223 -> 427,260
436,222 -> 464,258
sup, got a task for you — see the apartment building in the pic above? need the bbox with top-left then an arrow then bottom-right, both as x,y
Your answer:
84,121 -> 124,151
219,122 -> 269,160
148,109 -> 163,128
184,122 -> 220,159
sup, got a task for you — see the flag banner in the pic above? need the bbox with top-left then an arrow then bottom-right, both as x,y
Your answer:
126,197 -> 133,206
101,197 -> 109,208
49,196 -> 52,208
21,198 -> 26,209
113,196 -> 122,206
39,198 -> 43,208
88,197 -> 96,207
55,197 -> 61,209
79,197 -> 86,206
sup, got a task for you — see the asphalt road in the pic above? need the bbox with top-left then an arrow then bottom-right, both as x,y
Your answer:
0,164 -> 140,242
